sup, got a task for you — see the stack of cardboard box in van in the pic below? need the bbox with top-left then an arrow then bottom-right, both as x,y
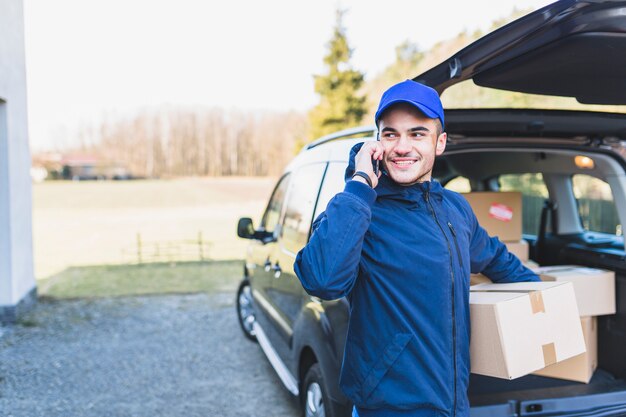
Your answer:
463,191 -> 616,383
464,192 -> 537,284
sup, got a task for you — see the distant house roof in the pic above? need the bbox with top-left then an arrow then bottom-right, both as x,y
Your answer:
32,153 -> 128,170
59,154 -> 99,166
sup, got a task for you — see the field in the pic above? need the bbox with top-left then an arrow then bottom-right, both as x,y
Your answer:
32,177 -> 277,283
37,261 -> 244,299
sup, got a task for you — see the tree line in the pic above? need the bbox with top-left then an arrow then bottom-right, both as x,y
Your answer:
74,108 -> 307,178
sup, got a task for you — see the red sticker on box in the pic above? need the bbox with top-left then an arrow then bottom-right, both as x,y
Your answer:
489,203 -> 513,222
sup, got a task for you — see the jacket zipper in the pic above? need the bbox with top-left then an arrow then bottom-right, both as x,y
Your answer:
447,222 -> 464,271
425,191 -> 457,417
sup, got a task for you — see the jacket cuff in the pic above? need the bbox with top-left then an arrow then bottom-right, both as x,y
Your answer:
344,179 -> 377,207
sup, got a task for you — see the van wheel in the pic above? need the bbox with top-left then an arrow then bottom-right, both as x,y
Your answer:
302,363 -> 338,417
236,280 -> 256,342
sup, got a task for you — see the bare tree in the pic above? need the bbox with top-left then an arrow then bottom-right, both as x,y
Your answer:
70,107 -> 307,178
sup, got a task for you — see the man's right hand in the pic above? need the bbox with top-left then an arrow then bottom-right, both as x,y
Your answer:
354,141 -> 384,188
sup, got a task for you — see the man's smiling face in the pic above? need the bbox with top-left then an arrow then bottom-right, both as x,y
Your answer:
378,103 -> 447,186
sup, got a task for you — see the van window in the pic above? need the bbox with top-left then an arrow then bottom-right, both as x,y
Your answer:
499,173 -> 549,236
261,174 -> 291,235
572,175 -> 621,235
314,162 -> 349,220
281,163 -> 327,254
445,176 -> 471,193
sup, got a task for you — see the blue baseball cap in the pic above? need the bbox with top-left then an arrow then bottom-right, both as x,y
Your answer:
374,80 -> 445,129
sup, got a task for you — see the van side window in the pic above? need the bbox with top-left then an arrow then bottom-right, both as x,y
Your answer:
572,174 -> 622,236
261,174 -> 291,235
499,173 -> 548,236
314,162 -> 349,220
281,164 -> 327,254
445,176 -> 471,193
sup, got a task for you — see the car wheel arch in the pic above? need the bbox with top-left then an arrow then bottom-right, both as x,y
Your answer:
299,346 -> 318,394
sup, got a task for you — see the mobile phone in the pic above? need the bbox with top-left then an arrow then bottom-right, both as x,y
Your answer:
371,157 -> 379,176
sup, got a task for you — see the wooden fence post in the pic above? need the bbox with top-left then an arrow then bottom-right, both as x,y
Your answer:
198,231 -> 204,261
137,233 -> 142,264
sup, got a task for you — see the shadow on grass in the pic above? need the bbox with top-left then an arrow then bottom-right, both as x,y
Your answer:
38,260 -> 244,300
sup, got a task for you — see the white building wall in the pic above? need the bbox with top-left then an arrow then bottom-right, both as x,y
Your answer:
0,0 -> 36,322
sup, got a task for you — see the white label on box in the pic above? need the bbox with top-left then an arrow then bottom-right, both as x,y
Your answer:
489,203 -> 513,222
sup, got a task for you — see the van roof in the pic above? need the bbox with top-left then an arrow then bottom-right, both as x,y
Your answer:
284,128 -> 376,173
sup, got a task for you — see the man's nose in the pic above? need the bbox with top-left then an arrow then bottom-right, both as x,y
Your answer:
394,135 -> 412,154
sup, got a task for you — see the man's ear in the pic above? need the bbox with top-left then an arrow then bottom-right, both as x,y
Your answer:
435,132 -> 447,156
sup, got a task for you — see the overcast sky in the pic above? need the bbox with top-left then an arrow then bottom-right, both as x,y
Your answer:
23,0 -> 552,151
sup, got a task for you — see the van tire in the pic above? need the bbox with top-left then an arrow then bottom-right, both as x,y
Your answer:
236,280 -> 257,342
302,363 -> 344,417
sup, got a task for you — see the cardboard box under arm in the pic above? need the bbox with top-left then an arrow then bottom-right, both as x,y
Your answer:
470,281 -> 586,380
533,316 -> 597,383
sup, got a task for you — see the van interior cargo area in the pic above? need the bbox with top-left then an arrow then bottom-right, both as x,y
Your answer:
450,153 -> 626,411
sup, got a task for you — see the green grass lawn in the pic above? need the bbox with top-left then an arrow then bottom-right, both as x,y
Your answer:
39,260 -> 244,299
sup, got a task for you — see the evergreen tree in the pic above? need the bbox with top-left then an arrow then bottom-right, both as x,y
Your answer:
388,40 -> 424,80
362,40 -> 424,121
308,10 -> 366,141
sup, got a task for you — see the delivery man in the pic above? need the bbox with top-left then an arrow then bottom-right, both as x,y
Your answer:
294,80 -> 540,417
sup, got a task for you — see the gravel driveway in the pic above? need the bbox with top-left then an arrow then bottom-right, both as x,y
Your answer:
0,292 -> 301,417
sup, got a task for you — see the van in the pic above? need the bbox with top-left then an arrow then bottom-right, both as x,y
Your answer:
236,1 -> 626,416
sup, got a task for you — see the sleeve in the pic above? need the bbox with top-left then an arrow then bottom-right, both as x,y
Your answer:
293,179 -> 376,300
467,207 -> 540,283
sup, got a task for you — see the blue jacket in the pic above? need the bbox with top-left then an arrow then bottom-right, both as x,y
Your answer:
294,142 -> 540,417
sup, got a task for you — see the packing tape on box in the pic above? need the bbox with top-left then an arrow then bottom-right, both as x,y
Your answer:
528,291 -> 545,314
542,342 -> 557,366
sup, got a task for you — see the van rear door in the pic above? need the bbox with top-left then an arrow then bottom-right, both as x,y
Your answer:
415,0 -> 626,105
